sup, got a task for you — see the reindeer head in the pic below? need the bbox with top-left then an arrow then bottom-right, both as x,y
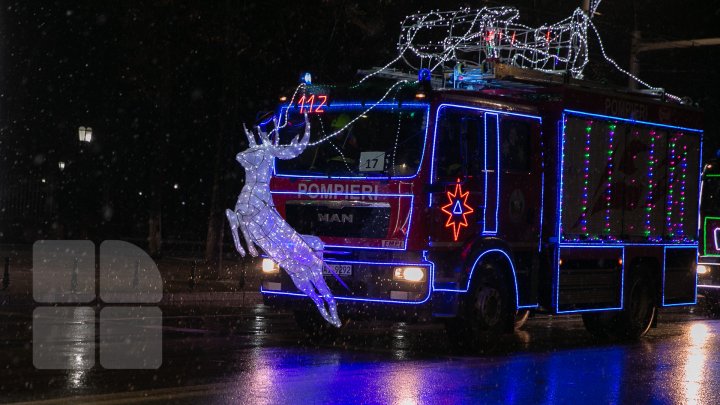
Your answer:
236,114 -> 311,171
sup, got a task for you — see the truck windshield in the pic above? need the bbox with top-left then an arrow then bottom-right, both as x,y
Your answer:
274,103 -> 428,178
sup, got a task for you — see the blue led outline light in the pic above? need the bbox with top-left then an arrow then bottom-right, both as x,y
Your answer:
494,112 -> 501,233
559,110 -> 703,244
261,257 -> 435,305
481,113 -> 500,235
563,110 -> 703,133
272,103 -> 431,180
429,103 -> 542,212
482,113 -> 489,230
661,245 -> 698,307
555,245 -> 625,314
556,118 -> 566,241
696,134 -> 705,247
432,248 -> 539,310
270,190 -> 414,251
539,168 -> 545,253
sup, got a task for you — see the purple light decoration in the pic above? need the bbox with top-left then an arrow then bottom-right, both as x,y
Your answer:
644,130 -> 657,238
678,140 -> 688,238
604,123 -> 616,238
666,135 -> 677,238
581,120 -> 592,237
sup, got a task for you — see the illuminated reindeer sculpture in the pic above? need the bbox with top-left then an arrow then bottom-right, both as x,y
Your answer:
226,115 -> 342,327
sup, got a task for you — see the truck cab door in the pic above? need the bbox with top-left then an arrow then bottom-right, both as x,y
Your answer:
429,107 -> 492,246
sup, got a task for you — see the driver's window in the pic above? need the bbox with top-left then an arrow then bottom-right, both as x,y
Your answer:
435,108 -> 482,182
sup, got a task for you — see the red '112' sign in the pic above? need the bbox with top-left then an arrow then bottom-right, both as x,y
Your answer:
297,95 -> 328,113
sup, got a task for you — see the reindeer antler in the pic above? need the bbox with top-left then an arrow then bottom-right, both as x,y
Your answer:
273,114 -> 311,160
243,124 -> 257,147
256,125 -> 272,145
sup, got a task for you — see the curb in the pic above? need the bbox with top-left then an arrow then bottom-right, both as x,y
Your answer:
160,291 -> 263,307
0,291 -> 264,308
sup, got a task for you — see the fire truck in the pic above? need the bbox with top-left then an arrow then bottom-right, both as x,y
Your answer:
698,158 -> 720,317
258,64 -> 703,342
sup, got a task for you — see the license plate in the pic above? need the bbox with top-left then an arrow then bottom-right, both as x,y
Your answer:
323,264 -> 352,277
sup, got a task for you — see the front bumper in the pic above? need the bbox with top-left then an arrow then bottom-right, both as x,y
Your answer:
259,253 -> 466,321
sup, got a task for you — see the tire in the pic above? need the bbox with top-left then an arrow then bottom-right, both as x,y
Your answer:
618,270 -> 656,339
514,309 -> 531,330
293,310 -> 342,344
446,262 -> 516,349
582,269 -> 656,341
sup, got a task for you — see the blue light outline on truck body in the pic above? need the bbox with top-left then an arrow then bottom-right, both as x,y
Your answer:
432,248 -> 539,310
558,110 -> 703,245
270,190 -> 414,251
563,110 -> 704,133
272,102 -> 431,180
482,113 -> 500,235
698,134 -> 704,241
261,256 -> 435,305
661,245 -> 698,307
557,117 -> 567,242
555,245 -> 625,314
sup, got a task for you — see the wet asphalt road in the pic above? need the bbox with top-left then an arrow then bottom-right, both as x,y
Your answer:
1,304 -> 719,404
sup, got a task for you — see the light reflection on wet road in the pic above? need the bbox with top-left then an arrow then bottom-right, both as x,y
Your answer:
1,305 -> 719,404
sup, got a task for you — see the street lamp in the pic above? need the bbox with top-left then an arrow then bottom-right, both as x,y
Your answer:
78,126 -> 92,143
58,161 -> 66,171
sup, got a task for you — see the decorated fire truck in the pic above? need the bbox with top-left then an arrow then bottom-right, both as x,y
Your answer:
256,62 -> 702,342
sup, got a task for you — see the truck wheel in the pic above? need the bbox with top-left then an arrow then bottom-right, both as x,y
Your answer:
455,263 -> 515,346
293,310 -> 342,344
581,270 -> 655,340
616,270 -> 656,339
514,309 -> 530,330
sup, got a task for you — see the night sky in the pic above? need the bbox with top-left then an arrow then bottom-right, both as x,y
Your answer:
1,0 -> 719,247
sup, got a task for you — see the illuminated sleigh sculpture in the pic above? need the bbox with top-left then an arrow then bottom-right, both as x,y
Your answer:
226,116 -> 342,327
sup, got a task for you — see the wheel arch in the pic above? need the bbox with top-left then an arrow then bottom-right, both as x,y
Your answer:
465,247 -> 521,311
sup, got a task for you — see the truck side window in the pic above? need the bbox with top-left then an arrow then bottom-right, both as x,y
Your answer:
501,119 -> 531,172
436,110 -> 481,181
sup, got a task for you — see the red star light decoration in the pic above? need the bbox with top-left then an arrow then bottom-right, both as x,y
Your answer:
440,179 -> 475,241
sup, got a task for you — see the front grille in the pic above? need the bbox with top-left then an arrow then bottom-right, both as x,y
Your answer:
285,200 -> 390,239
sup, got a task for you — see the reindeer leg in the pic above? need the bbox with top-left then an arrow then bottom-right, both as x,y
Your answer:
291,272 -> 333,324
309,269 -> 341,327
239,221 -> 259,257
225,209 -> 246,257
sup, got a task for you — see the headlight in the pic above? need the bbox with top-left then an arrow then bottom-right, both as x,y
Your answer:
261,258 -> 280,274
393,266 -> 426,282
697,264 -> 710,275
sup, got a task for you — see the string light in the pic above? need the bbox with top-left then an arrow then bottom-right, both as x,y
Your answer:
679,140 -> 688,238
581,120 -> 592,237
604,123 -> 616,238
644,130 -> 657,238
666,136 -> 677,238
